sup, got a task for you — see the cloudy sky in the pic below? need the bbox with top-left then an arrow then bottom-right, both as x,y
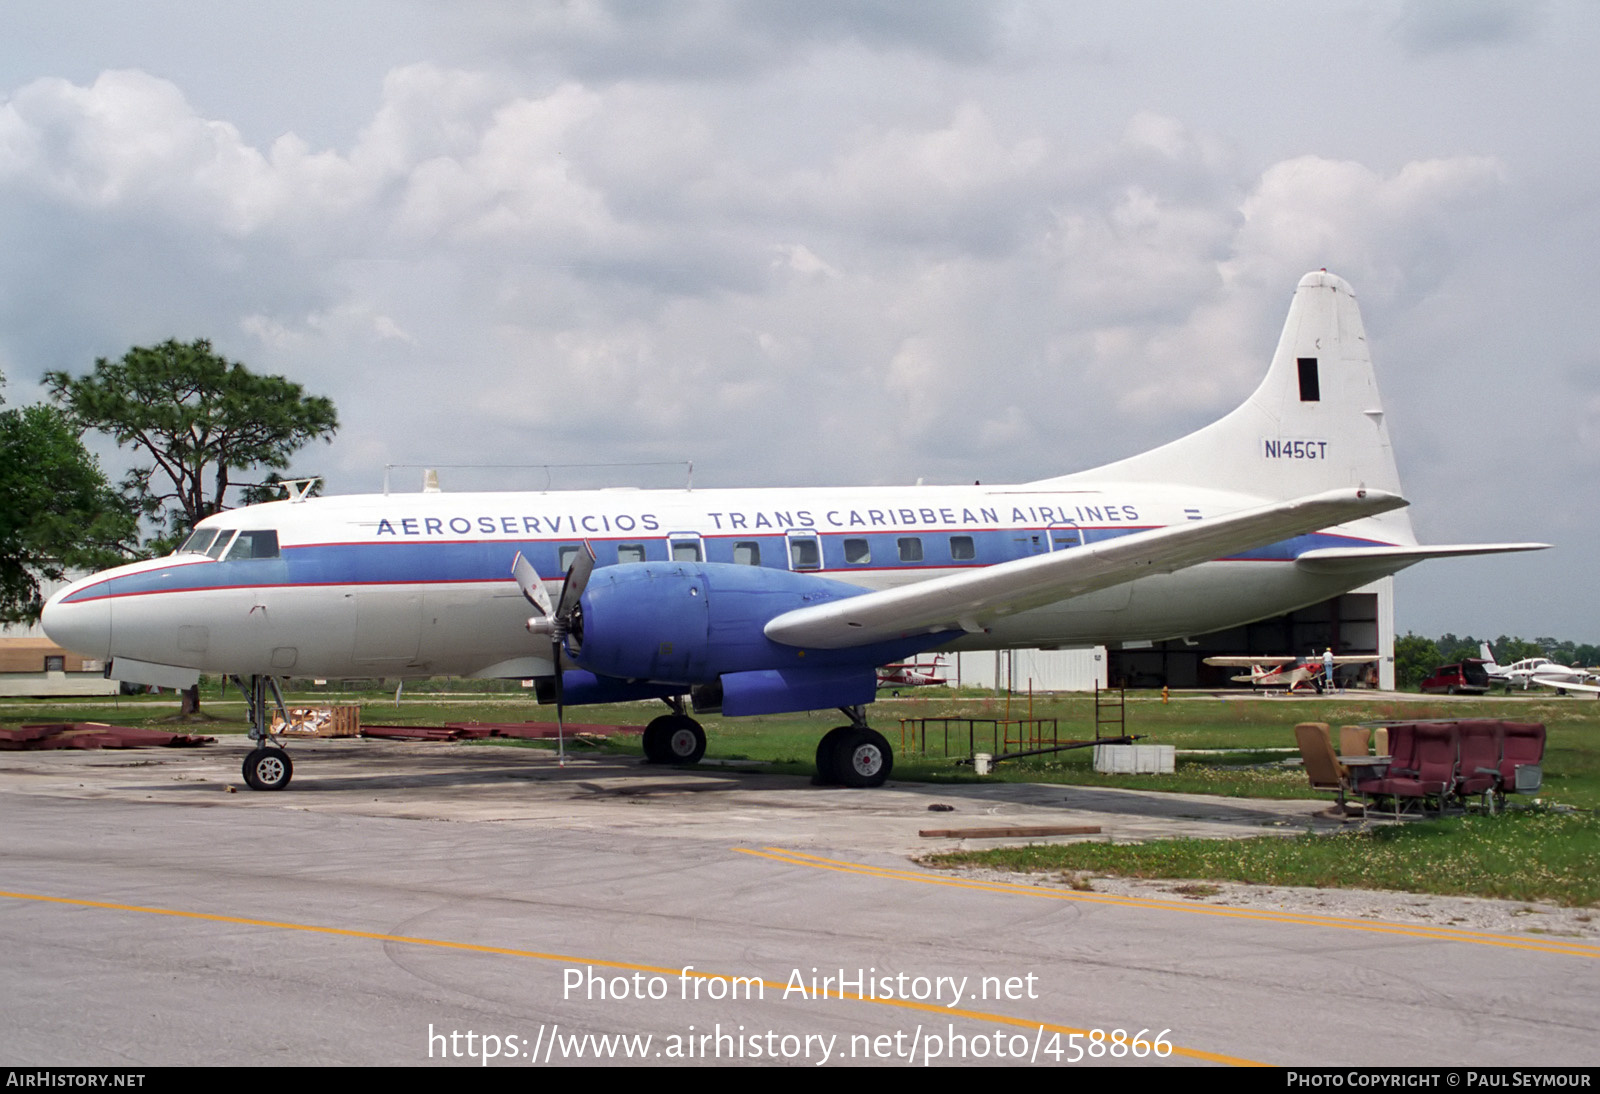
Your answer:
1,1 -> 1595,641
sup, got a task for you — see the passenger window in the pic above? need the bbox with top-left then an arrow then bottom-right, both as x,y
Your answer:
950,535 -> 975,561
843,538 -> 871,564
206,531 -> 237,560
898,537 -> 923,563
790,539 -> 820,570
558,545 -> 580,571
732,541 -> 761,566
617,543 -> 645,564
227,530 -> 280,560
672,540 -> 702,563
177,529 -> 218,555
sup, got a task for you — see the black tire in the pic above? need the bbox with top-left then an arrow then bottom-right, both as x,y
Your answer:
641,717 -> 668,762
814,726 -> 855,784
243,747 -> 292,791
834,728 -> 894,789
642,714 -> 705,764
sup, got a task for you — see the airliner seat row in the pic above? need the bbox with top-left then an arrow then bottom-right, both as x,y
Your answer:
1296,720 -> 1546,817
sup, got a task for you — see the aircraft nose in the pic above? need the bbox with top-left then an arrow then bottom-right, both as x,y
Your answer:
41,579 -> 112,659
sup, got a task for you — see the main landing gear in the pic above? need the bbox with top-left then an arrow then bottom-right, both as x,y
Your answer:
232,673 -> 294,791
641,698 -> 707,765
814,707 -> 894,789
642,712 -> 707,764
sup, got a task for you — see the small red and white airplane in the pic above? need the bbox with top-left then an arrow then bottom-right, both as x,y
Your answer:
877,655 -> 948,689
1204,651 -> 1377,693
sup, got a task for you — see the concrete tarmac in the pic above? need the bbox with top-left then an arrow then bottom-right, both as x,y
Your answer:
1,737 -> 1595,1067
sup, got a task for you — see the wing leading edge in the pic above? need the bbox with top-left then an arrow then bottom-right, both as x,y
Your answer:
763,488 -> 1409,650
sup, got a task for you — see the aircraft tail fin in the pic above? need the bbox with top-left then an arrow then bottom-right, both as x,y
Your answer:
1047,271 -> 1416,543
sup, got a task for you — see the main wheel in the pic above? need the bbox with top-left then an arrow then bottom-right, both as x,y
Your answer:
835,728 -> 894,789
642,714 -> 705,764
243,747 -> 292,791
814,726 -> 855,784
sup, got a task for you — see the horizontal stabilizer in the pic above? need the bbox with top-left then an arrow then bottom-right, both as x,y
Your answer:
1294,543 -> 1549,574
765,487 -> 1408,650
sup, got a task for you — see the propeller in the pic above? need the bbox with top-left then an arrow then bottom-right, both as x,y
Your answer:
512,544 -> 595,767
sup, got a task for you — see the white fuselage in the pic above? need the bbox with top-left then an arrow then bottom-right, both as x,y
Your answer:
42,479 -> 1400,682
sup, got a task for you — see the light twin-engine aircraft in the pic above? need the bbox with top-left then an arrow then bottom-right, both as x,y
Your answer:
42,271 -> 1547,790
1480,643 -> 1600,695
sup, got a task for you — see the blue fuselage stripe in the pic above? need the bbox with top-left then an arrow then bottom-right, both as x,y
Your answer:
64,527 -> 1388,603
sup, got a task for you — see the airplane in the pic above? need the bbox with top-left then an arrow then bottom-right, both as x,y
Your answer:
1202,652 -> 1377,693
41,270 -> 1549,791
1479,642 -> 1547,688
1479,642 -> 1600,696
877,655 -> 948,689
1477,642 -> 1586,691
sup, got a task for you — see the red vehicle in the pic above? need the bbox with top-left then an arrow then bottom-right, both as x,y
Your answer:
1420,659 -> 1491,695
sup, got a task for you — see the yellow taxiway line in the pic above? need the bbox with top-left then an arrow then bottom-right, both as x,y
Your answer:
738,847 -> 1600,960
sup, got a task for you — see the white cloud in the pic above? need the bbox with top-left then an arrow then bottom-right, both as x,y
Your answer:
1225,154 -> 1506,299
775,102 -> 1050,250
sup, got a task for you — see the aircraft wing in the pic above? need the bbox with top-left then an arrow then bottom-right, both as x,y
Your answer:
1530,673 -> 1600,693
1204,657 -> 1294,667
765,487 -> 1407,650
1294,543 -> 1549,574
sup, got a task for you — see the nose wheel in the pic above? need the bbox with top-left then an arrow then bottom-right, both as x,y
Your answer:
243,747 -> 293,791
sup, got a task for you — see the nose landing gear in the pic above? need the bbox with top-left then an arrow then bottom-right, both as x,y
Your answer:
233,673 -> 294,791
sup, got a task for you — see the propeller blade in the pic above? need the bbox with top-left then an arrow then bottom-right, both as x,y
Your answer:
551,637 -> 567,767
555,541 -> 596,621
511,551 -> 553,617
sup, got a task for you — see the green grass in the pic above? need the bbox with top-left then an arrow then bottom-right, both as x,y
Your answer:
927,808 -> 1600,907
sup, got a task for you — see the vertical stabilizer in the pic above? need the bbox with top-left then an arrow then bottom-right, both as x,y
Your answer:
1049,271 -> 1415,543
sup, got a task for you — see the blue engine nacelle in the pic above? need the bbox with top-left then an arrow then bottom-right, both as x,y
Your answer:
569,562 -> 947,707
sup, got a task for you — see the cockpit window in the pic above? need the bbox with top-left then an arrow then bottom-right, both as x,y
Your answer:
226,530 -> 280,560
177,529 -> 219,555
206,530 -> 238,559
